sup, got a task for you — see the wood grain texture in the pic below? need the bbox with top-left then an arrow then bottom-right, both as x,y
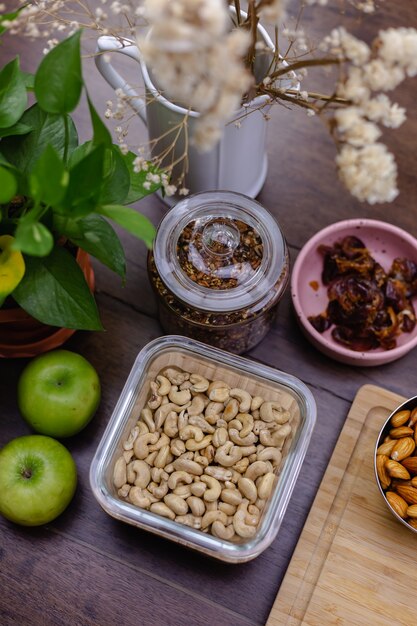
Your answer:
0,1 -> 417,625
267,384 -> 416,626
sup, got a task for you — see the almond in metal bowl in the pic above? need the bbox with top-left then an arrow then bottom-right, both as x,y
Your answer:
374,395 -> 417,533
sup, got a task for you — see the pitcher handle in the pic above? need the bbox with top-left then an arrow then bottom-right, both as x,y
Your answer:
95,35 -> 147,124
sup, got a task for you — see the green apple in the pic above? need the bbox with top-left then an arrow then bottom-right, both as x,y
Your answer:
0,435 -> 77,526
18,349 -> 101,438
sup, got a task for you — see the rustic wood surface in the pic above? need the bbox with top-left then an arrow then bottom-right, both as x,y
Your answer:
268,385 -> 413,626
1,2 -> 417,625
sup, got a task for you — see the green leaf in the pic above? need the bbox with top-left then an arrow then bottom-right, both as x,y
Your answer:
13,245 -> 103,330
56,213 -> 126,278
100,146 -> 130,205
68,142 -> 130,206
0,166 -> 17,203
0,103 -> 78,173
62,143 -> 105,217
0,57 -> 27,128
122,151 -> 162,204
35,31 -> 83,114
29,144 -> 69,206
87,94 -> 112,147
20,71 -> 35,91
98,204 -> 155,248
13,218 -> 54,257
0,122 -> 32,138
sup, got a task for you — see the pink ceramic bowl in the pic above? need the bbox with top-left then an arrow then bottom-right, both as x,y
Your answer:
291,219 -> 417,366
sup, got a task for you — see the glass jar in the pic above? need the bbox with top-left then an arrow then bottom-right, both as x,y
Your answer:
148,191 -> 290,354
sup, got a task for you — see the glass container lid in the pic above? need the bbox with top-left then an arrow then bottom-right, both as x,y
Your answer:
153,191 -> 288,312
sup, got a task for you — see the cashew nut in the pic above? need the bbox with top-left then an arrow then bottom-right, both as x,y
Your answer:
150,502 -> 175,520
156,374 -> 171,395
170,438 -> 186,456
229,388 -> 252,413
190,374 -> 210,393
190,481 -> 207,497
187,415 -> 215,433
214,441 -> 243,467
148,481 -> 169,499
123,426 -> 140,451
130,460 -> 151,488
154,445 -> 173,469
163,411 -> 179,438
175,514 -> 202,529
169,386 -> 192,406
237,413 -> 254,438
223,398 -> 239,422
257,472 -> 276,500
148,432 -> 170,452
233,501 -> 257,538
204,466 -> 233,482
259,423 -> 291,447
200,475 -> 222,502
212,427 -> 228,448
229,428 -> 257,447
260,401 -> 290,424
166,470 -> 191,491
257,446 -> 282,466
113,456 -> 127,489
201,509 -> 228,530
173,458 -> 204,475
211,521 -> 235,540
251,396 -> 264,411
163,367 -> 188,386
218,502 -> 237,516
220,488 -> 243,506
164,493 -> 189,516
154,403 -> 184,430
118,484 -> 131,499
187,496 -> 206,517
140,407 -> 155,432
151,467 -> 168,483
133,432 -> 159,460
173,485 -> 192,498
245,460 -> 270,482
186,434 -> 212,452
187,394 -> 206,417
179,425 -> 204,443
148,381 -> 162,410
238,476 -> 257,503
232,457 -> 250,474
129,486 -> 152,508
205,401 -> 224,423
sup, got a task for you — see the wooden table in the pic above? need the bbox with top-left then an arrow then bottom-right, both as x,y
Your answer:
1,3 -> 416,625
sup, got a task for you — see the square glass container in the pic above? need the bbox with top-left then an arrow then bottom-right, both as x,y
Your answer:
89,336 -> 316,563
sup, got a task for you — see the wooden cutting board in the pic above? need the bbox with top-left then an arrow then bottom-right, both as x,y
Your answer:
267,383 -> 417,626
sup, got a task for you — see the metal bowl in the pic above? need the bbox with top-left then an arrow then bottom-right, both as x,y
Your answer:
374,395 -> 417,533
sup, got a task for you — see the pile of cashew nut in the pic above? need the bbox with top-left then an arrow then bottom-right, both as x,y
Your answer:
113,366 -> 293,542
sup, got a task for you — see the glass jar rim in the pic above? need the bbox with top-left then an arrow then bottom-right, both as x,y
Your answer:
152,191 -> 288,313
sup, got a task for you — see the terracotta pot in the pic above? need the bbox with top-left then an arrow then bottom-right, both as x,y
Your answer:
0,249 -> 95,358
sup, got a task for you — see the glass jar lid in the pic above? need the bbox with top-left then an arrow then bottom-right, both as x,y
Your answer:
153,191 -> 288,313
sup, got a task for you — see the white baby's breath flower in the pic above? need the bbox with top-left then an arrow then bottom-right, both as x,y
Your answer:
377,28 -> 417,77
335,107 -> 381,147
336,143 -> 398,204
363,94 -> 406,129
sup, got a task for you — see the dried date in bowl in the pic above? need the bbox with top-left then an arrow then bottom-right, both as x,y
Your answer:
291,219 -> 417,366
374,395 -> 417,534
148,191 -> 290,354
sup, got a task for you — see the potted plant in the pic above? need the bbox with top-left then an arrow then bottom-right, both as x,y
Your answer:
0,31 -> 163,357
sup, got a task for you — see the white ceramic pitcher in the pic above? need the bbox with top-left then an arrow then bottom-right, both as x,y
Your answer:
95,27 -> 276,204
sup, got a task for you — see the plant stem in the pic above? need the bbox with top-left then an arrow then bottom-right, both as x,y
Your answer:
269,57 -> 341,80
